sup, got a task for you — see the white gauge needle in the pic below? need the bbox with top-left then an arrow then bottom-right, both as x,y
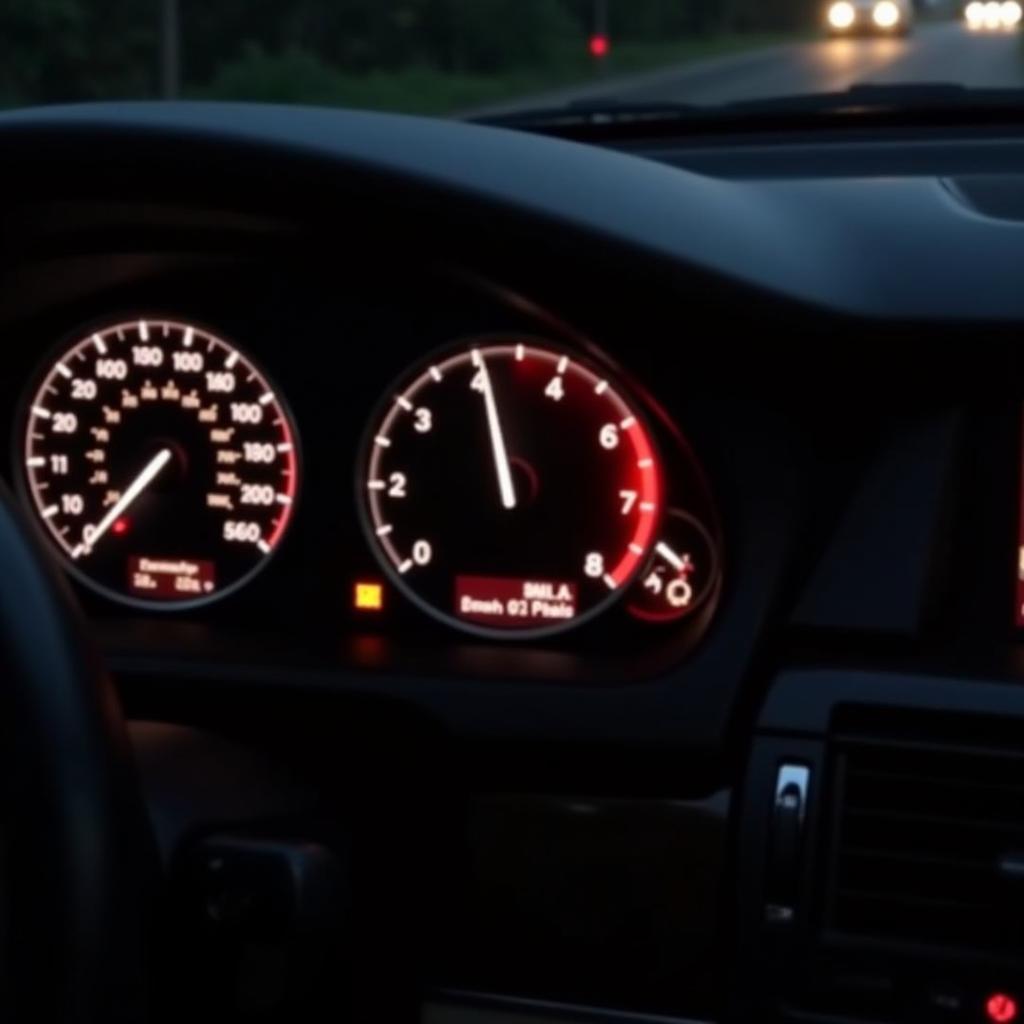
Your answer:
78,447 -> 173,556
475,352 -> 517,510
656,542 -> 685,572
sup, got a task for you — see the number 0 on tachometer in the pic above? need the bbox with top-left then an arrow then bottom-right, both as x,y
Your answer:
360,339 -> 661,637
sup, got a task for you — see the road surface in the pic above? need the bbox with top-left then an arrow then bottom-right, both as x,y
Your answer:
473,22 -> 1024,116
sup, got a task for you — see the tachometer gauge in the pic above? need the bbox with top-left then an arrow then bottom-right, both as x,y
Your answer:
360,338 -> 662,638
21,318 -> 298,608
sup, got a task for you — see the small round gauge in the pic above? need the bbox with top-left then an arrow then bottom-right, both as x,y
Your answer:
360,338 -> 662,638
21,318 -> 298,608
627,509 -> 718,623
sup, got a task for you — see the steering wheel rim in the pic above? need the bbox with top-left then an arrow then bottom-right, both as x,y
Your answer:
0,480 -> 152,1020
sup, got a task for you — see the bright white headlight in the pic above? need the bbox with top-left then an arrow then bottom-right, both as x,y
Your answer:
873,1 -> 902,28
1002,0 -> 1023,26
828,1 -> 857,29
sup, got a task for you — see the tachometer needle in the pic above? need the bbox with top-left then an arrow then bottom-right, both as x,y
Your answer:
75,447 -> 173,557
474,350 -> 517,510
656,542 -> 685,572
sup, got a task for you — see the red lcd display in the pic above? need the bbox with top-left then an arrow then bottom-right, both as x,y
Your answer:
455,575 -> 578,627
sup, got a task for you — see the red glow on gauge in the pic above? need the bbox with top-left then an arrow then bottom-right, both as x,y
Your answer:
987,994 -> 1019,1024
112,517 -> 130,536
265,419 -> 298,549
589,34 -> 610,57
609,419 -> 662,587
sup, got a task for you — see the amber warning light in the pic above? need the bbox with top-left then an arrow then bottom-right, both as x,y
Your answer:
354,581 -> 385,612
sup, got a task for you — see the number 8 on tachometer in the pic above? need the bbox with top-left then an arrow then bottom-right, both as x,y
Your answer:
360,339 -> 662,638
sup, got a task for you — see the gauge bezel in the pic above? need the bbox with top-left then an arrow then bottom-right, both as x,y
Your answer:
356,334 -> 665,640
14,313 -> 303,611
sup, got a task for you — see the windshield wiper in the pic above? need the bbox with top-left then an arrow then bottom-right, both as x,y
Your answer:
722,82 -> 1012,114
473,83 -> 1024,130
473,98 -> 702,128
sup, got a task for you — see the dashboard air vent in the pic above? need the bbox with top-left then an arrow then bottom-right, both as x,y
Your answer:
828,721 -> 1024,954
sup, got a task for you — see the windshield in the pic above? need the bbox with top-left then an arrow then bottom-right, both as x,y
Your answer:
0,1 -> 1014,117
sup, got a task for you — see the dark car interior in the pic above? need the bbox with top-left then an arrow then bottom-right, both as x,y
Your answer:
3,97 -> 1024,1023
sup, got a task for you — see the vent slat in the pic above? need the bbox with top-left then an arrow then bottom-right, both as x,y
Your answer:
830,737 -> 1024,953
848,767 -> 1024,798
844,807 -> 1024,836
834,735 -> 1024,763
837,888 -> 993,913
841,846 -> 993,872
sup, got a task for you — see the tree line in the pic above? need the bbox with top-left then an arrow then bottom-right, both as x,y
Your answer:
0,0 -> 828,107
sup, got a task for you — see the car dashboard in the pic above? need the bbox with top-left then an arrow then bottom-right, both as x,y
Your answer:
3,102 -> 1024,1023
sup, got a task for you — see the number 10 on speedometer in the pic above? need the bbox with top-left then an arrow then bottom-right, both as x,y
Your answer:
360,339 -> 662,638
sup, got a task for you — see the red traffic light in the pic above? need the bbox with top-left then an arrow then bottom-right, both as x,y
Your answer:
589,34 -> 609,58
987,994 -> 1019,1024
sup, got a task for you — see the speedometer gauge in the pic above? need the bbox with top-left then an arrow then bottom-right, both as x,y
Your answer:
360,339 -> 662,638
21,318 -> 298,608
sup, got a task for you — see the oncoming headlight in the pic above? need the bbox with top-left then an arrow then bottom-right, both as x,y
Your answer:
873,1 -> 902,28
828,1 -> 857,29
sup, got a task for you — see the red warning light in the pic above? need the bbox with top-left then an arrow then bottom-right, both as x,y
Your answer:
112,517 -> 130,536
987,993 -> 1019,1024
589,34 -> 609,58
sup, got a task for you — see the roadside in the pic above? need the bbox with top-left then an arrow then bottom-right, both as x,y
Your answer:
466,19 -> 1024,119
456,35 -> 816,118
194,33 -> 803,118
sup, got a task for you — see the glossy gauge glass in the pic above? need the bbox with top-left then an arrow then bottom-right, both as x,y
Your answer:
360,338 -> 662,638
21,318 -> 299,608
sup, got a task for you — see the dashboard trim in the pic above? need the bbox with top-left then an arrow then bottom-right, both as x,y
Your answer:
6,102 -> 1024,321
426,991 -> 714,1024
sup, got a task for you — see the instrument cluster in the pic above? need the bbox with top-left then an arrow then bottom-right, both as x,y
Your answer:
7,264 -> 723,664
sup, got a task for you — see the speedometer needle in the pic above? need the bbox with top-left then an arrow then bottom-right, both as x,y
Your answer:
75,447 -> 173,557
474,351 -> 517,510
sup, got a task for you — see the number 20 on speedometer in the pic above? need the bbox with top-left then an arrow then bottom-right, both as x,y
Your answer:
360,339 -> 662,638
